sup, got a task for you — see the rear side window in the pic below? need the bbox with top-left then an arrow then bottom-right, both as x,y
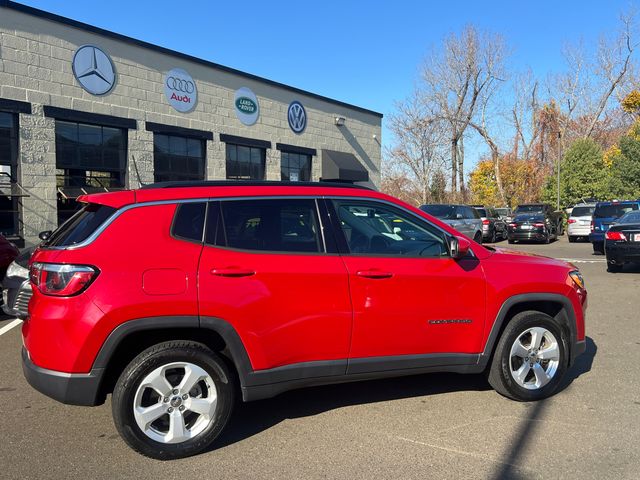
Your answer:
571,206 -> 594,217
172,202 -> 206,242
219,199 -> 323,253
420,205 -> 455,219
44,203 -> 116,247
476,208 -> 487,217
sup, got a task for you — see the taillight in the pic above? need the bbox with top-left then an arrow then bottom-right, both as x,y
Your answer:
605,231 -> 626,241
590,221 -> 594,232
567,219 -> 577,224
482,219 -> 490,225
508,223 -> 517,228
534,223 -> 545,228
29,263 -> 98,296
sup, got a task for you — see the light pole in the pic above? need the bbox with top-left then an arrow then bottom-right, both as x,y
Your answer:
557,131 -> 562,211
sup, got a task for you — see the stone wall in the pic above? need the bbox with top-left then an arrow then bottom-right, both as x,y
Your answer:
0,6 -> 382,245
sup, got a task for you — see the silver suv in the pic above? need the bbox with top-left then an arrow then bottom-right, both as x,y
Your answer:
419,204 -> 483,243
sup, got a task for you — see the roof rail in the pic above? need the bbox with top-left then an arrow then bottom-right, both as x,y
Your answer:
140,180 -> 371,190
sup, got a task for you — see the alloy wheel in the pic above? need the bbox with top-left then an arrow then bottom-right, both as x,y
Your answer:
508,327 -> 560,390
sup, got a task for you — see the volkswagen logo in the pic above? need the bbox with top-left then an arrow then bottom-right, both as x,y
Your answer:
72,45 -> 116,96
166,77 -> 195,94
164,68 -> 198,113
288,101 -> 307,134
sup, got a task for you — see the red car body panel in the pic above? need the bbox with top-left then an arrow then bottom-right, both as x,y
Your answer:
23,185 -> 586,380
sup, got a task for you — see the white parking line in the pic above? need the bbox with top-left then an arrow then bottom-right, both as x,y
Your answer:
559,258 -> 606,264
0,319 -> 22,337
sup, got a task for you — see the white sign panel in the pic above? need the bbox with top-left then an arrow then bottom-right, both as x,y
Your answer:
72,45 -> 116,96
234,87 -> 259,126
164,68 -> 197,113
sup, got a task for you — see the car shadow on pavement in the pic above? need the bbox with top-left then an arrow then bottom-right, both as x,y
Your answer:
212,337 -> 598,454
211,371 -> 491,451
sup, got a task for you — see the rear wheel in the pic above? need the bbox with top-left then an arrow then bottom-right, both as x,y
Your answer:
474,232 -> 483,244
508,238 -> 515,244
593,242 -> 604,255
488,311 -> 568,401
607,260 -> 623,273
112,341 -> 235,460
568,236 -> 576,243
489,229 -> 497,243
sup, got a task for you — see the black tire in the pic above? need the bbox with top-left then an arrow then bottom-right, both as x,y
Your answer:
488,311 -> 568,402
112,341 -> 235,460
474,232 -> 483,244
544,234 -> 550,244
593,242 -> 604,255
489,228 -> 497,243
568,236 -> 576,243
508,238 -> 515,244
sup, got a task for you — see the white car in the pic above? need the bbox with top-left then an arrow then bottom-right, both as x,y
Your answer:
567,203 -> 595,242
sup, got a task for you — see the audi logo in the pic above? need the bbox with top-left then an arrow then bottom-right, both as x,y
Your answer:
166,77 -> 195,94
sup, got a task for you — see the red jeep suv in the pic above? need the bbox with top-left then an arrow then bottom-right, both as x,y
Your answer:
22,181 -> 587,459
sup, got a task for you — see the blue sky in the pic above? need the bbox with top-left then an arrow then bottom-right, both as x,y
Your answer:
17,0 -> 637,161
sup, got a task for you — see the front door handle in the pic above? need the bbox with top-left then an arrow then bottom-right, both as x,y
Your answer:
211,267 -> 255,277
356,270 -> 393,279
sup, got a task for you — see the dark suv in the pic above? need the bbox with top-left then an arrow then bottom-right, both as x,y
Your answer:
22,181 -> 587,459
473,206 -> 507,243
589,201 -> 640,254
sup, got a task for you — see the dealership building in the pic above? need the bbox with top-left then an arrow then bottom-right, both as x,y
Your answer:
0,1 -> 382,246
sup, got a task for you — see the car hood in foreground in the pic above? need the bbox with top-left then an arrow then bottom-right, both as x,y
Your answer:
485,246 -> 575,269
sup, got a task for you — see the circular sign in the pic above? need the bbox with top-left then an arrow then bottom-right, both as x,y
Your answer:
287,101 -> 307,134
234,87 -> 259,126
164,68 -> 197,113
72,45 -> 116,96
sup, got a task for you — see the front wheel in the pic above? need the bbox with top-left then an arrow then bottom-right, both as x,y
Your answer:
488,311 -> 568,401
112,341 -> 235,460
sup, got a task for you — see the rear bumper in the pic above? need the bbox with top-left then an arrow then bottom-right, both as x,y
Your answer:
605,242 -> 640,264
21,348 -> 104,406
508,231 -> 548,241
567,225 -> 591,236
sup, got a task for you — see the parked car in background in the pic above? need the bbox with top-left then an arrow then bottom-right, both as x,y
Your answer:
2,246 -> 34,318
589,200 -> 640,254
513,204 -> 564,237
0,233 -> 19,285
604,211 -> 640,272
567,203 -> 596,243
508,212 -> 559,244
495,207 -> 513,223
419,204 -> 483,243
21,181 -> 587,459
473,206 -> 507,243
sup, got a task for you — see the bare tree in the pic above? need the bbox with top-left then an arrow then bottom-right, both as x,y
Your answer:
420,25 -> 507,195
384,92 -> 448,205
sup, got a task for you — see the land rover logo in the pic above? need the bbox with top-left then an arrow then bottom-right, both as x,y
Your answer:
235,97 -> 257,113
164,68 -> 197,113
72,45 -> 116,96
287,101 -> 307,133
234,87 -> 259,126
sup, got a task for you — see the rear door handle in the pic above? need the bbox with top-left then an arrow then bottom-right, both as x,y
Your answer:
211,268 -> 255,277
356,270 -> 393,279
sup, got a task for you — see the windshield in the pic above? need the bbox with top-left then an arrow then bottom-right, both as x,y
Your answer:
619,211 -> 640,224
513,214 -> 544,223
420,205 -> 456,219
594,203 -> 638,219
515,205 -> 544,213
571,206 -> 594,217
44,203 -> 116,247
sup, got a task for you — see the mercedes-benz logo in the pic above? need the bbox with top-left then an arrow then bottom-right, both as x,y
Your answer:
166,76 -> 195,94
72,45 -> 116,96
288,101 -> 307,133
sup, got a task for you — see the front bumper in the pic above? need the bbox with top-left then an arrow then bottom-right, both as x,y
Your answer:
21,348 -> 104,406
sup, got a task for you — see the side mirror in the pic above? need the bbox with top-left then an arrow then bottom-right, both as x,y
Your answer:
449,236 -> 471,259
38,230 -> 52,241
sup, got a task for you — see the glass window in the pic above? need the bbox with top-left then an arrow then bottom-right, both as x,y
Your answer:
171,202 -> 206,242
153,133 -> 206,183
420,204 -> 456,219
0,112 -> 19,236
333,200 -> 448,257
219,199 -> 322,253
281,151 -> 311,181
225,144 -> 265,180
476,208 -> 487,217
54,120 -> 127,225
594,204 -> 638,218
570,206 -> 595,217
44,203 -> 116,247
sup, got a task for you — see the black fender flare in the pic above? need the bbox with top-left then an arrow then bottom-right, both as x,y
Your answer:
479,293 -> 580,367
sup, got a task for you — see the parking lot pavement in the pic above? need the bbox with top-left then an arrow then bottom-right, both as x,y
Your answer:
1,236 -> 639,479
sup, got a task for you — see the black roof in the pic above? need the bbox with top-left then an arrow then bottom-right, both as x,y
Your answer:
141,180 -> 371,190
1,1 -> 382,118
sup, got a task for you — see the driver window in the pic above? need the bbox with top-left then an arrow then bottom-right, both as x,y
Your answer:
332,200 -> 448,257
